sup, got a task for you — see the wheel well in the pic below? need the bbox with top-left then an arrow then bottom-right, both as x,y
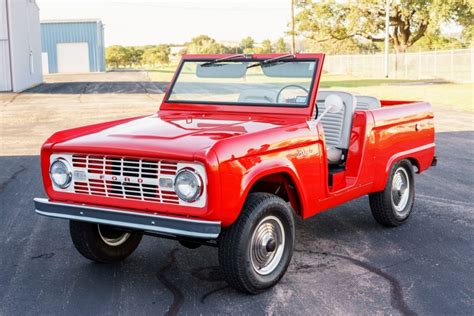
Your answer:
248,172 -> 302,216
406,158 -> 420,173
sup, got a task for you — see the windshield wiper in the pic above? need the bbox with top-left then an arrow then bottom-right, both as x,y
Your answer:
200,54 -> 249,67
246,54 -> 295,69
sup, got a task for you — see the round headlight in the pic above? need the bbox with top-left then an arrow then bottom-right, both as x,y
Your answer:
50,159 -> 72,189
174,169 -> 202,202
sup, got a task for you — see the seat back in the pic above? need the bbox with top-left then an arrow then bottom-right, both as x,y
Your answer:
315,90 -> 356,149
355,95 -> 381,110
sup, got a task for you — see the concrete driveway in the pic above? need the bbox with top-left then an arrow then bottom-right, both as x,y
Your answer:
0,73 -> 473,315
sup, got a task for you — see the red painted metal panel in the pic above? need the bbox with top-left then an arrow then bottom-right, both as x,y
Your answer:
39,54 -> 436,227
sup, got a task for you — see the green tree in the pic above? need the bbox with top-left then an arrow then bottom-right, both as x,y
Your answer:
240,36 -> 255,52
105,45 -> 127,68
273,38 -> 289,53
142,45 -> 170,66
126,47 -> 144,67
183,35 -> 230,54
295,0 -> 474,53
410,33 -> 466,50
260,39 -> 273,53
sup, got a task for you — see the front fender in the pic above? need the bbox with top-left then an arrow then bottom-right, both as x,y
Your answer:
241,159 -> 307,208
218,156 -> 310,227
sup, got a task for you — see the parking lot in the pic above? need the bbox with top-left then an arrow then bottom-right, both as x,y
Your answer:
0,72 -> 473,315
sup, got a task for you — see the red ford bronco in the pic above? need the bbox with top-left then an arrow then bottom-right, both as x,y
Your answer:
35,53 -> 436,294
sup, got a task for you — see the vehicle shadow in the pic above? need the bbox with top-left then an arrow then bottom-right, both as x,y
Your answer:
0,130 -> 472,315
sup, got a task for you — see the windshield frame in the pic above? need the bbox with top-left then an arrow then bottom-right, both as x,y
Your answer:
164,57 -> 320,108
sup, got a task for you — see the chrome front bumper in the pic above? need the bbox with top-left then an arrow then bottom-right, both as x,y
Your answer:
34,198 -> 221,239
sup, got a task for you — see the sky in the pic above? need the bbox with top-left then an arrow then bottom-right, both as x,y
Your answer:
36,0 -> 293,46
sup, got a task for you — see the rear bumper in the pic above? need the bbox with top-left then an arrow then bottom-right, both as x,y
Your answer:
34,198 -> 221,239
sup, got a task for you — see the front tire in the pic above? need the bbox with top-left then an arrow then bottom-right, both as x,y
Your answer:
69,221 -> 143,263
369,159 -> 415,227
218,193 -> 295,294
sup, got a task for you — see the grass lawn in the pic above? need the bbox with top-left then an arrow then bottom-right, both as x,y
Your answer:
147,64 -> 179,82
147,64 -> 473,112
320,74 -> 473,112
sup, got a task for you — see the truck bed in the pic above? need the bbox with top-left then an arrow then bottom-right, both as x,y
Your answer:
313,99 -> 435,215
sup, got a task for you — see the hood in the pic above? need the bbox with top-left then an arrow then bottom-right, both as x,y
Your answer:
51,112 -> 302,160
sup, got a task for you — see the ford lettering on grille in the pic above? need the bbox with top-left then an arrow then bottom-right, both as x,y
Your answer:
71,154 -> 180,204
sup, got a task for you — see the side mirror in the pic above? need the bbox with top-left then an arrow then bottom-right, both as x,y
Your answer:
324,94 -> 344,113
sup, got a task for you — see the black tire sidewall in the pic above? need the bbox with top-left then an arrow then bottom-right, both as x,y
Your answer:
385,160 -> 415,223
245,204 -> 294,287
69,221 -> 142,263
219,193 -> 295,293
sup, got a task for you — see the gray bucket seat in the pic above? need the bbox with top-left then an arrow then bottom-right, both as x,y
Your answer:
316,91 -> 357,164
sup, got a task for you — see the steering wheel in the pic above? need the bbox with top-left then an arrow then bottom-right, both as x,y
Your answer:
275,84 -> 309,104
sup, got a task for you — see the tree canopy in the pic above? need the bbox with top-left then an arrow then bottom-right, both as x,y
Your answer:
273,37 -> 290,53
295,0 -> 474,53
240,36 -> 255,53
105,45 -> 128,68
106,45 -> 171,68
142,45 -> 170,66
182,35 -> 230,54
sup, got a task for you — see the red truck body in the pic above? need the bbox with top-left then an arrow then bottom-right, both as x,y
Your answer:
35,53 -> 435,293
39,54 -> 435,227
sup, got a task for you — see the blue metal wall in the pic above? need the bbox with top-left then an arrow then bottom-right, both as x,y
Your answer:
41,21 -> 105,73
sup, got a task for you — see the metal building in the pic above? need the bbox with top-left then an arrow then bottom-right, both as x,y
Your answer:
0,0 -> 43,92
41,19 -> 105,74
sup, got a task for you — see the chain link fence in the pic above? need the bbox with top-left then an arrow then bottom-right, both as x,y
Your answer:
324,48 -> 474,82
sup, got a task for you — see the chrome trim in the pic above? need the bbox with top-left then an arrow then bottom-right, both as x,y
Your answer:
174,168 -> 203,202
49,158 -> 72,189
34,198 -> 220,239
49,153 -> 208,208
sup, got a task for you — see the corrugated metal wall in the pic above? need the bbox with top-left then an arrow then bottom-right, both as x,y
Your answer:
41,21 -> 105,73
0,0 -> 42,92
9,0 -> 43,91
0,0 -> 12,91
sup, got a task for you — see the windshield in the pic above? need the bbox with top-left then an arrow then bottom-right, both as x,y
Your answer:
166,59 -> 318,107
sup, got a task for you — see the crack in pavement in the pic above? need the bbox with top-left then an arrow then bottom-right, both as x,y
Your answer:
3,92 -> 20,105
136,81 -> 150,94
296,249 -> 417,316
190,265 -> 230,303
31,253 -> 55,260
0,166 -> 27,194
201,285 -> 230,303
78,82 -> 91,103
157,248 -> 184,316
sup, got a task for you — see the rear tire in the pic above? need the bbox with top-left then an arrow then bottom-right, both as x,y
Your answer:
369,159 -> 415,227
69,221 -> 143,263
218,193 -> 295,294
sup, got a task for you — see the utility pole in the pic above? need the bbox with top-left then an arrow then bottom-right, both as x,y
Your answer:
291,0 -> 296,54
384,0 -> 390,78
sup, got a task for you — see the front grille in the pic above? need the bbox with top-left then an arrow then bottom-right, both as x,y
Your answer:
71,154 -> 179,204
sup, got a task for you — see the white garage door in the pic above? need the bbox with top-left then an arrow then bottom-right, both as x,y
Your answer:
57,42 -> 90,73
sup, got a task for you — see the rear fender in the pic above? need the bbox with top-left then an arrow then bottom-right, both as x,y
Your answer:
373,144 -> 435,191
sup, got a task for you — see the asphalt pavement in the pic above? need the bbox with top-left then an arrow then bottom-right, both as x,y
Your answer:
0,130 -> 473,315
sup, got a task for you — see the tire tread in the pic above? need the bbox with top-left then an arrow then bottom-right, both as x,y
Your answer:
369,160 -> 415,227
218,192 -> 294,294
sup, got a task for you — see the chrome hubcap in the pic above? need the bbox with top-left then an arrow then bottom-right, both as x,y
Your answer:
391,167 -> 410,217
98,225 -> 131,246
250,216 -> 285,275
